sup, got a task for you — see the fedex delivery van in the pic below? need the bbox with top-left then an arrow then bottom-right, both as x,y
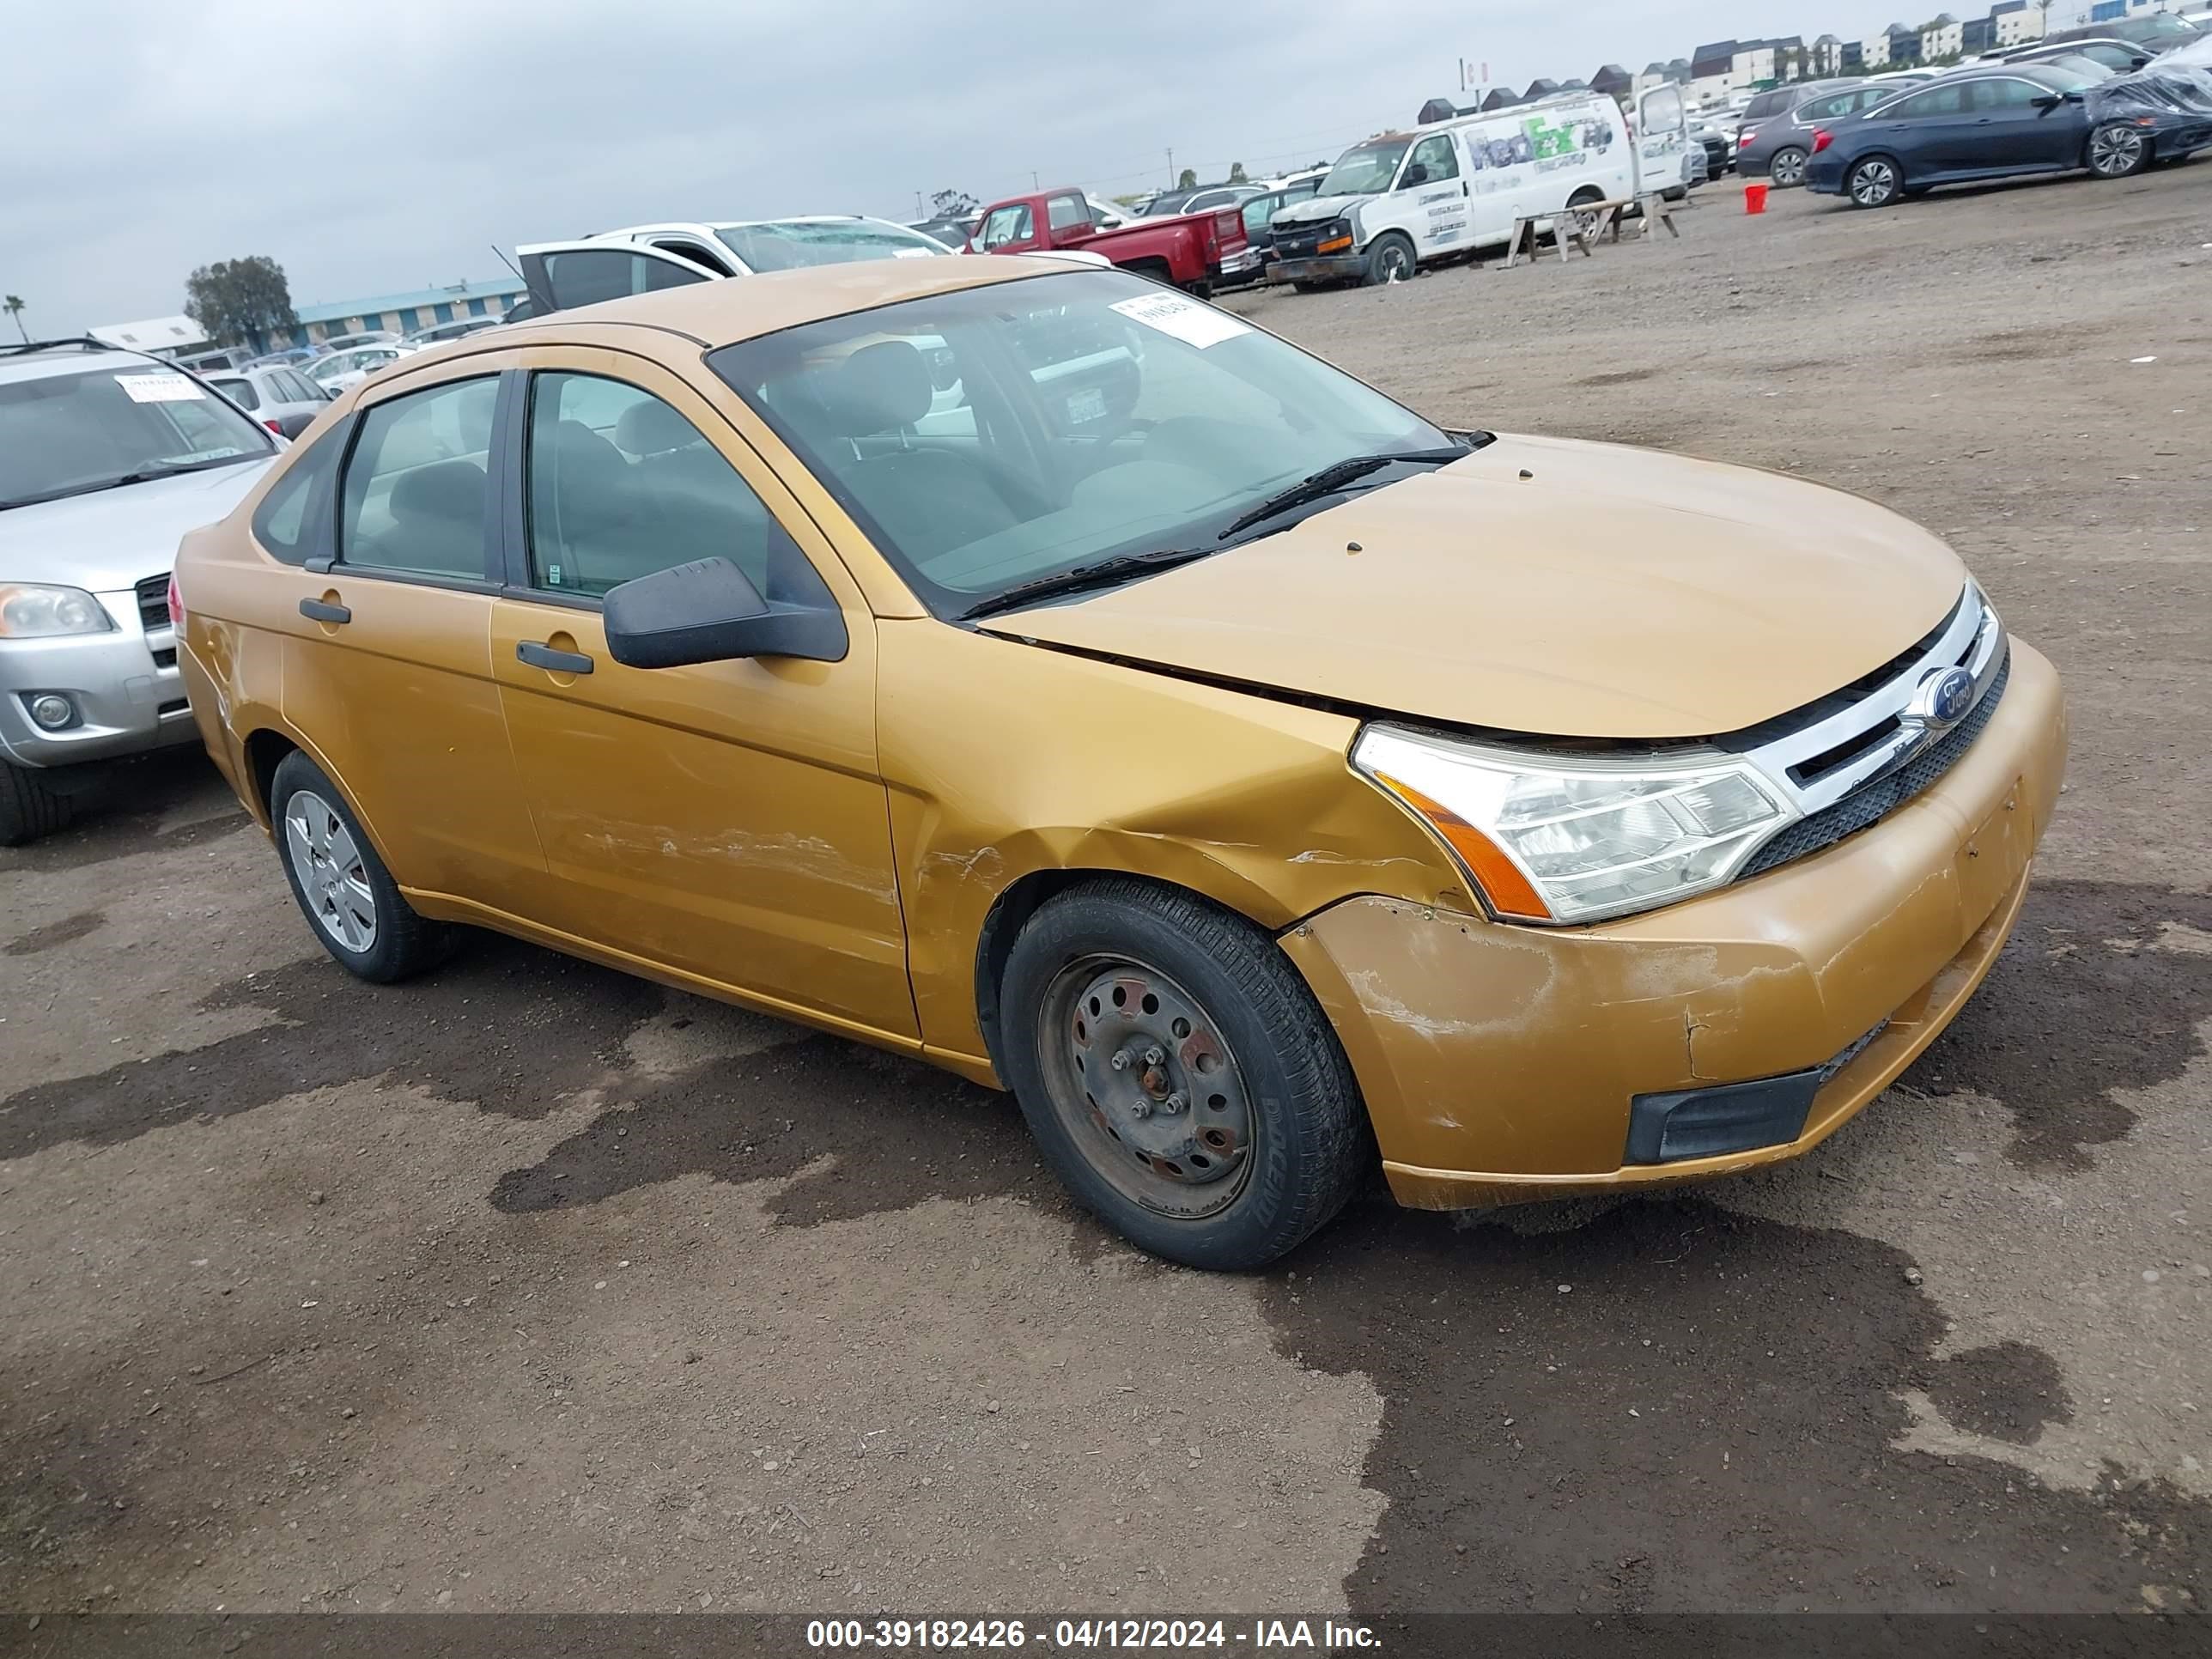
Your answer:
1268,86 -> 1692,288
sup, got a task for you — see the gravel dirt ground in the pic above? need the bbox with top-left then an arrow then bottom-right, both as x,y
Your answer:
4,167 -> 2210,1625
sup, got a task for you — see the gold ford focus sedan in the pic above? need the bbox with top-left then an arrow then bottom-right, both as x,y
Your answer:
173,258 -> 2065,1270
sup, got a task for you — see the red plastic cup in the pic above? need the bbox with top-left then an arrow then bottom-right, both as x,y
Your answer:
1744,182 -> 1770,215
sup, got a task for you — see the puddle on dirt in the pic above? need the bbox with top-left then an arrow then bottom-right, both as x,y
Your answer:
1263,1198 -> 2210,1614
3,910 -> 106,957
1908,881 -> 2212,1171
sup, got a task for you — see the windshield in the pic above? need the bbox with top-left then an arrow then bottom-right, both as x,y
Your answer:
709,268 -> 1452,617
716,221 -> 948,270
1318,138 -> 1413,198
2117,12 -> 2197,41
0,366 -> 274,509
2049,54 -> 2117,79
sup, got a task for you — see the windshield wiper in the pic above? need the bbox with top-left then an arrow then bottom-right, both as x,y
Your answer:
2,453 -> 261,510
1216,444 -> 1476,543
960,547 -> 1218,621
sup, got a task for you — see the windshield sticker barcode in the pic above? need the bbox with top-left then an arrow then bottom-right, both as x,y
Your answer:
114,373 -> 207,404
1109,294 -> 1251,349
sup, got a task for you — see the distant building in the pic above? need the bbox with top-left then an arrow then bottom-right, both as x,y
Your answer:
1811,33 -> 1846,74
1689,39 -> 1738,102
1922,12 -> 1963,59
1634,58 -> 1691,94
1589,64 -> 1632,99
1523,76 -> 1561,100
278,277 -> 528,349
1480,87 -> 1522,111
1992,1 -> 2045,46
1559,76 -> 1589,91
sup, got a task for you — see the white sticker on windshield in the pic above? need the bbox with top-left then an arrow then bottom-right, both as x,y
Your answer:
1109,293 -> 1251,349
114,373 -> 206,404
892,246 -> 937,258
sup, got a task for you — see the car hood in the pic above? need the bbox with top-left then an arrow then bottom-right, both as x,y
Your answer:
979,434 -> 1966,740
1270,193 -> 1375,228
0,459 -> 275,591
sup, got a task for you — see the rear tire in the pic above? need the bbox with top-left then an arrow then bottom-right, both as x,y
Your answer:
1362,232 -> 1416,286
1847,155 -> 1903,209
270,751 -> 452,983
1769,147 -> 1809,189
0,759 -> 72,848
998,878 -> 1370,1271
2087,123 -> 2150,179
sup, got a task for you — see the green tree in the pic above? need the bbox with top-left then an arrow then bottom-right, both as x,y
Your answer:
183,256 -> 298,351
1176,167 -> 1197,189
2,295 -> 24,343
1228,161 -> 1248,183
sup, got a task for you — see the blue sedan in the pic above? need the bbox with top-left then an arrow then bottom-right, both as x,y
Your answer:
1805,63 -> 2202,207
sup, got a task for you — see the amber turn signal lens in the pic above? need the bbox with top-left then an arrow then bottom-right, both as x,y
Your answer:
1371,771 -> 1553,921
1317,235 -> 1353,254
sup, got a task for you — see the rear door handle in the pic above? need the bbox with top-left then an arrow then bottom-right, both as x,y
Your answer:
299,598 -> 350,624
516,641 -> 594,675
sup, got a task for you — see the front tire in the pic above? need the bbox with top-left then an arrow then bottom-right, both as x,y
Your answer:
2088,123 -> 2150,179
1769,147 -> 1809,189
1362,232 -> 1416,286
1847,156 -> 1903,209
270,751 -> 451,983
998,879 -> 1369,1270
0,759 -> 73,848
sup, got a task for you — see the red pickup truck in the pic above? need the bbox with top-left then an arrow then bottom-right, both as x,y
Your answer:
969,187 -> 1259,296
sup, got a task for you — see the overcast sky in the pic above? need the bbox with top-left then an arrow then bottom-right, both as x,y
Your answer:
6,0 -> 2081,334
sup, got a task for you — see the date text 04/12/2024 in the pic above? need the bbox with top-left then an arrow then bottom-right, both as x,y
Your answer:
805,1619 -> 1382,1650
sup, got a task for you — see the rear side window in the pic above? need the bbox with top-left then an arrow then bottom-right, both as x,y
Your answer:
1745,91 -> 1785,118
1895,84 -> 1971,116
338,378 -> 498,580
251,432 -> 343,564
538,249 -> 708,310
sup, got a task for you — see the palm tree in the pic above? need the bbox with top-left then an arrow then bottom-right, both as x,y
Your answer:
3,295 -> 25,344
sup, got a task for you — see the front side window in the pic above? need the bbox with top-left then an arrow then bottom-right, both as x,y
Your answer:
0,364 -> 275,510
1405,133 -> 1461,184
337,377 -> 497,580
1976,78 -> 2045,108
976,205 -> 1034,249
1319,138 -> 1412,197
525,373 -> 826,604
711,268 -> 1451,619
715,221 -> 950,270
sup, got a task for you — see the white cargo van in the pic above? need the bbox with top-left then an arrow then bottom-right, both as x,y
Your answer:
1268,88 -> 1691,288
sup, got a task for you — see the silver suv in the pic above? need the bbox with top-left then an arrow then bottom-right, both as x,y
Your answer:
0,338 -> 280,843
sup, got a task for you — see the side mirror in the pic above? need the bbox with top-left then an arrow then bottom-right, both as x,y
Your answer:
2032,92 -> 2063,108
1401,162 -> 1431,186
603,556 -> 847,668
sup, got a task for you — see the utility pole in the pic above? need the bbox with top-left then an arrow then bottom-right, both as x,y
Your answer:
1032,169 -> 1040,191
1166,146 -> 1175,185
915,190 -> 924,218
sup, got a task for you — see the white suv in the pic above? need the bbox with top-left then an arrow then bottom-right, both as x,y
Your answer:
0,338 -> 279,842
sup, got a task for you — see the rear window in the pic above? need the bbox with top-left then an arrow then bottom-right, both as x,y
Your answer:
1744,90 -> 1788,118
212,375 -> 260,410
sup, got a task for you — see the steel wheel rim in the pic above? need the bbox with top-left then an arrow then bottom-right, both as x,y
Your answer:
1851,161 -> 1896,205
2092,127 -> 2142,174
1772,150 -> 1807,187
1380,241 -> 1413,281
1037,954 -> 1256,1220
283,788 -> 377,954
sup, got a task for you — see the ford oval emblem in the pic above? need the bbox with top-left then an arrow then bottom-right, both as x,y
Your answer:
1908,667 -> 1977,732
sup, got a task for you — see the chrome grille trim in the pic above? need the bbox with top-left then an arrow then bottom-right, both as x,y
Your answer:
1732,582 -> 2008,880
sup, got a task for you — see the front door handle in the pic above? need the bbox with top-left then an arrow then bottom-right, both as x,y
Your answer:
299,598 -> 350,624
516,640 -> 594,675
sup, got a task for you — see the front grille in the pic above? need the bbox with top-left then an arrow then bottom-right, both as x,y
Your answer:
1740,649 -> 2011,879
135,574 -> 169,635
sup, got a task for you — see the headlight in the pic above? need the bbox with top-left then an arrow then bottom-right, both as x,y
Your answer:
1353,726 -> 1800,925
0,584 -> 116,640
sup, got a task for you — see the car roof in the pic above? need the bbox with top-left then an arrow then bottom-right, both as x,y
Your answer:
0,340 -> 164,387
490,253 -> 1077,352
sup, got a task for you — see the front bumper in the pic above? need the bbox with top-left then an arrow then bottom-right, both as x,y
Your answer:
1269,253 -> 1367,285
0,586 -> 197,769
1281,640 -> 2068,1207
